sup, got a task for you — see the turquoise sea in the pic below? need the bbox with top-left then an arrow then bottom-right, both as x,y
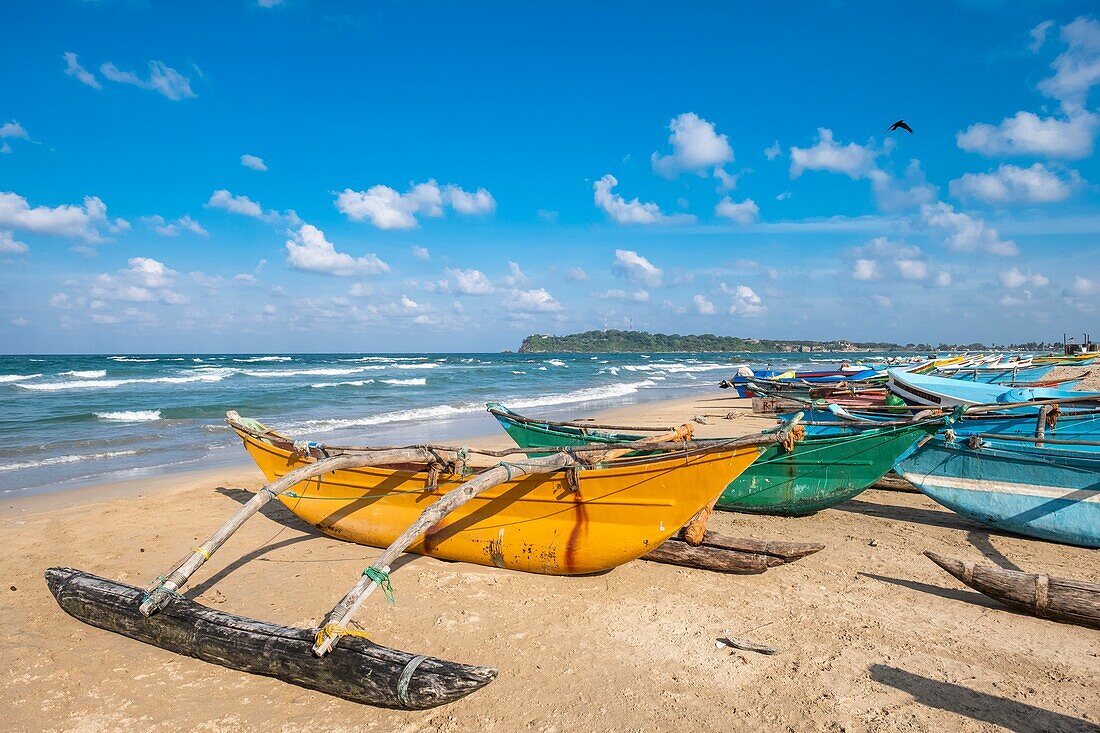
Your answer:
0,351 -> 900,496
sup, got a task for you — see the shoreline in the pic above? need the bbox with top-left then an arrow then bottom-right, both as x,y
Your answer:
4,389 -> 1098,731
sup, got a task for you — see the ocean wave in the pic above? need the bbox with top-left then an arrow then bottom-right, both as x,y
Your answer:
381,378 -> 426,386
393,363 -> 438,370
546,359 -> 567,367
338,356 -> 429,363
60,370 -> 107,379
286,380 -> 657,434
0,373 -> 41,383
108,356 -> 159,362
512,370 -> 526,375
0,449 -> 140,472
232,356 -> 293,363
94,410 -> 162,422
15,371 -> 232,391
241,366 -> 385,378
309,379 -> 376,388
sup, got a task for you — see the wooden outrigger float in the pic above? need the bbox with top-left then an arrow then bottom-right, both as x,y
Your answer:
47,410 -> 794,708
924,552 -> 1100,629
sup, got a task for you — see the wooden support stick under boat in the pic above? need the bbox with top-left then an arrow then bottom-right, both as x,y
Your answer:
139,445 -> 447,616
924,551 -> 1100,629
643,540 -> 781,574
311,449 -> 582,656
675,529 -> 824,563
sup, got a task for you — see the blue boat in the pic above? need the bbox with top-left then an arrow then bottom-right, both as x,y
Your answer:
936,365 -> 1053,384
895,436 -> 1100,547
887,369 -> 1099,409
790,405 -> 1100,445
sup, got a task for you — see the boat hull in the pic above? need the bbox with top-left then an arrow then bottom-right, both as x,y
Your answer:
490,406 -> 937,517
720,423 -> 938,516
896,438 -> 1100,547
237,429 -> 763,575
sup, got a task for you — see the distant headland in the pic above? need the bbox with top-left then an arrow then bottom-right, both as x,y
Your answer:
518,330 -> 1057,354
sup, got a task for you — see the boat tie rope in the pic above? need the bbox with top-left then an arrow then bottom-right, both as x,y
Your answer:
1046,404 -> 1061,429
943,429 -> 957,443
314,623 -> 372,649
396,655 -> 429,708
141,575 -> 183,604
192,546 -> 211,561
780,425 -> 807,453
499,461 -> 521,481
362,566 -> 396,604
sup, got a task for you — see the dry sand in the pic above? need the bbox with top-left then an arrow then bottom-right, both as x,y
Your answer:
2,391 -> 1098,732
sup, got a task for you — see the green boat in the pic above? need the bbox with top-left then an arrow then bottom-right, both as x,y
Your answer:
487,403 -> 942,516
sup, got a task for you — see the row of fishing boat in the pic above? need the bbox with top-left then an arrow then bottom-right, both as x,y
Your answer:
44,353 -> 1100,709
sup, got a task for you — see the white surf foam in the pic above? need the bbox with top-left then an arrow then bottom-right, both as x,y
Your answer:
60,370 -> 108,379
108,356 -> 159,362
242,366 -> 384,378
309,379 -> 376,388
232,356 -> 294,363
0,449 -> 140,472
288,380 -> 656,434
0,373 -> 41,384
381,378 -> 426,386
94,410 -> 162,422
16,370 -> 233,391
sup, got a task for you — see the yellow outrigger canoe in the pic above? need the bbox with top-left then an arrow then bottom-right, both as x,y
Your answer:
232,418 -> 769,575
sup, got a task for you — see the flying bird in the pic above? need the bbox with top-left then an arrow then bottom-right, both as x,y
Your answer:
885,119 -> 913,134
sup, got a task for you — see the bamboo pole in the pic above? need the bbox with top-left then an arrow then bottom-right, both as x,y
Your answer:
139,447 -> 446,616
311,450 -> 579,656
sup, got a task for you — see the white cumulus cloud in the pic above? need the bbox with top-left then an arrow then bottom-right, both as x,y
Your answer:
335,181 -> 494,229
0,231 -> 29,254
503,288 -> 562,312
714,197 -> 759,225
790,128 -> 877,179
852,259 -> 879,281
724,284 -> 764,315
593,174 -> 680,225
0,191 -> 122,242
206,190 -> 264,218
284,224 -> 390,277
240,154 -> 267,171
1000,267 -> 1049,289
446,268 -> 495,295
950,163 -> 1082,204
651,112 -> 734,179
693,294 -> 716,315
1037,17 -> 1100,112
613,249 -> 663,287
956,110 -> 1098,159
920,202 -> 1017,256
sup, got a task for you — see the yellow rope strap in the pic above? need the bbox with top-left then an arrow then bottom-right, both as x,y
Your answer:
780,424 -> 806,453
314,623 -> 372,648
192,546 -> 211,561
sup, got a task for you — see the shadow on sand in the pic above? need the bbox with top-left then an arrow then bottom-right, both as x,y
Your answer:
869,664 -> 1096,733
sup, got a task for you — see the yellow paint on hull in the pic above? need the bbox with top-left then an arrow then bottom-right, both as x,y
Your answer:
236,430 -> 763,575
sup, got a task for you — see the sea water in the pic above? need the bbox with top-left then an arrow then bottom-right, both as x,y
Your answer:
0,351 -> 894,496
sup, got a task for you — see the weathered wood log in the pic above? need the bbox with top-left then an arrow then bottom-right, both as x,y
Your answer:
675,529 -> 824,562
924,552 -> 1100,629
313,451 -> 580,656
140,445 -> 442,616
642,539 -> 782,574
46,567 -> 496,708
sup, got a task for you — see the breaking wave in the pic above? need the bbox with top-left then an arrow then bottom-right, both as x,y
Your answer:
60,370 -> 108,379
0,449 -> 140,472
0,374 -> 41,384
94,410 -> 162,422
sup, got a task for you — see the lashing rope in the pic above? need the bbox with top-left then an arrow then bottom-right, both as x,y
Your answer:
314,623 -> 372,648
363,566 -> 395,604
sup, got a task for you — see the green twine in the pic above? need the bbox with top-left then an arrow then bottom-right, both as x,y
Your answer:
363,566 -> 395,604
141,575 -> 183,604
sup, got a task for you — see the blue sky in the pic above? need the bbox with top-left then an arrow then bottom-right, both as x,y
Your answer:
1,1 -> 1098,353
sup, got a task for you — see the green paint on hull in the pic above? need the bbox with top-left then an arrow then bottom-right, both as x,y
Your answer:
489,403 -> 937,516
720,425 -> 935,515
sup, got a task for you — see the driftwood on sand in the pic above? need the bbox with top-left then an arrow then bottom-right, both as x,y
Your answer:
45,567 -> 496,709
924,551 -> 1100,629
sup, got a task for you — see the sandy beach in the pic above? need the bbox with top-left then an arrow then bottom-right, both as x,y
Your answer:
3,389 -> 1098,732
